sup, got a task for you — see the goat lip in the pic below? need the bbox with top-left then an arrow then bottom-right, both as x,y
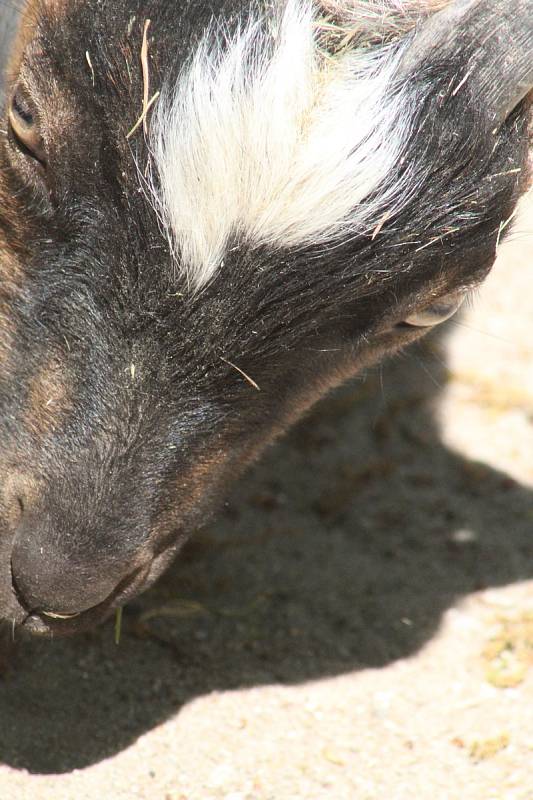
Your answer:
41,610 -> 82,620
17,538 -> 184,637
22,605 -> 114,636
24,592 -> 134,636
21,563 -> 153,637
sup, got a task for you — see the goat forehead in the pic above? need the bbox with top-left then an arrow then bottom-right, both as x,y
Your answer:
150,0 -> 454,291
16,1 -> 454,289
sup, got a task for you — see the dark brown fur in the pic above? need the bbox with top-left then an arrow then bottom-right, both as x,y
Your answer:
0,0 -> 529,635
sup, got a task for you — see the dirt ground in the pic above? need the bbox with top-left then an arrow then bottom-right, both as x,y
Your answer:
0,198 -> 531,798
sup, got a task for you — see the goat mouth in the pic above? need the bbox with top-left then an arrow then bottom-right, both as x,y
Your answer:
23,605 -> 118,636
41,610 -> 81,620
19,562 -> 151,636
17,539 -> 183,637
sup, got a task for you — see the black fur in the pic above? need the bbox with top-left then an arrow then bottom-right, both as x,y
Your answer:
0,0 -> 529,634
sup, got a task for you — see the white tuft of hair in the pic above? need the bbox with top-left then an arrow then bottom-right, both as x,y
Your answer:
152,0 -> 423,289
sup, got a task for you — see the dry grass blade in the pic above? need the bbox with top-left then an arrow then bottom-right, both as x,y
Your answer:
220,357 -> 261,391
114,606 -> 123,645
126,19 -> 160,139
85,50 -> 95,86
139,599 -> 209,623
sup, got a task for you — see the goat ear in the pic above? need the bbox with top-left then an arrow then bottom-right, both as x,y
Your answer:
399,0 -> 533,127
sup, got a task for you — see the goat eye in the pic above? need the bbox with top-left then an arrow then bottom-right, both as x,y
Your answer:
8,86 -> 46,166
403,290 -> 466,327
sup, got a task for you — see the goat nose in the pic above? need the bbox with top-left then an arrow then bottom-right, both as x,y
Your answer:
10,515 -> 130,616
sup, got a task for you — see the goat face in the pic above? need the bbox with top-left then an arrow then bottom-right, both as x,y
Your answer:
0,0 -> 530,635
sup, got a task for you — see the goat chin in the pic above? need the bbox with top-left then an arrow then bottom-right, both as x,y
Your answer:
0,0 -> 530,636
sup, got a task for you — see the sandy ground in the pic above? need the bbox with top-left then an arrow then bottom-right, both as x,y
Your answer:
0,199 -> 531,798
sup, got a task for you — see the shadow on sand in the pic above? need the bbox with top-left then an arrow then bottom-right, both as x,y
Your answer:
0,324 -> 531,773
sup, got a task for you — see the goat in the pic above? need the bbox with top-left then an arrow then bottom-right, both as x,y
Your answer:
0,0 -> 530,635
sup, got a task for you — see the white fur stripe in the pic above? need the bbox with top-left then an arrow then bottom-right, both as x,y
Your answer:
152,1 -> 417,289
